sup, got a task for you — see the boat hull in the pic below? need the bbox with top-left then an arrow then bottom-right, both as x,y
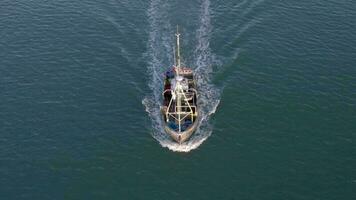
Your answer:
164,111 -> 199,143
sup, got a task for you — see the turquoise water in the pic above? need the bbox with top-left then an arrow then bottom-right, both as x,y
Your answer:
1,0 -> 355,199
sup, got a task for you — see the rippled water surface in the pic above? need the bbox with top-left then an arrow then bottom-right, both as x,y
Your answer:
1,0 -> 355,199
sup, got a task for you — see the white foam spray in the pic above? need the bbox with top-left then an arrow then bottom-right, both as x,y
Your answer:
143,0 -> 220,152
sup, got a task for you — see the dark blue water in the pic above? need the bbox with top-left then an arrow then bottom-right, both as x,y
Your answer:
1,0 -> 355,199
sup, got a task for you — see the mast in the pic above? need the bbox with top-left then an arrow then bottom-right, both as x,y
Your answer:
175,26 -> 182,132
173,47 -> 176,67
175,26 -> 181,76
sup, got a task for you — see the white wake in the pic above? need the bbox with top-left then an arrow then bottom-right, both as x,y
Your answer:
143,0 -> 220,152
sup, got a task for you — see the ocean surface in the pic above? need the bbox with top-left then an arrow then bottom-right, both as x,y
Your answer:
1,0 -> 355,199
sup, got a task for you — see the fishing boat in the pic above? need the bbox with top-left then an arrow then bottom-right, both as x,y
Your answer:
160,28 -> 199,143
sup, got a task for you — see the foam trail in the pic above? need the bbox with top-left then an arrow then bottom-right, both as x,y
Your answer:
143,0 -> 220,152
193,0 -> 221,146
